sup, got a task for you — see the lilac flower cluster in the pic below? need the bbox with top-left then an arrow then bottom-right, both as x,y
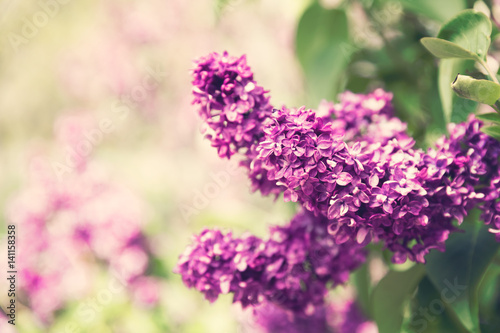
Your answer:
180,51 -> 500,320
191,51 -> 281,195
192,51 -> 272,158
256,103 -> 500,263
442,118 -> 500,241
254,105 -> 426,262
174,211 -> 365,314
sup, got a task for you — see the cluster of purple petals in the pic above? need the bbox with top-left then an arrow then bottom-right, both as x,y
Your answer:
251,301 -> 329,333
174,210 -> 365,314
191,51 -> 282,196
482,176 -> 500,241
185,52 -> 500,318
316,89 -> 408,145
248,299 -> 377,333
255,103 -> 500,263
441,118 -> 500,241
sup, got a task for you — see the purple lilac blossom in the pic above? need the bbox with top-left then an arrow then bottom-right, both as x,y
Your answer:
255,103 -> 500,263
191,51 -> 282,196
247,299 -> 377,333
251,301 -> 329,333
443,117 -> 500,240
186,53 -> 500,306
174,210 -> 366,314
320,89 -> 408,144
254,104 -> 428,262
192,51 -> 272,158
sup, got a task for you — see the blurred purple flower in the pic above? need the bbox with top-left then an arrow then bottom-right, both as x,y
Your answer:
251,301 -> 329,333
6,116 -> 159,322
328,300 -> 378,333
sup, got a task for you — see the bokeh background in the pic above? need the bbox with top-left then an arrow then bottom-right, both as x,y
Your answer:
0,0 -> 499,332
0,1 -> 305,332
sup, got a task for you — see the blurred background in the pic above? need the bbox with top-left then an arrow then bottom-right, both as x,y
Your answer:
0,0 -> 499,332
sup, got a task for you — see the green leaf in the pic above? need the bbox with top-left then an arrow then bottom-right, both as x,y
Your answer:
399,0 -> 466,23
403,277 -> 469,333
421,37 -> 478,60
439,59 -> 459,124
481,126 -> 500,140
428,10 -> 491,124
451,74 -> 500,105
421,9 -> 492,64
371,264 -> 425,333
425,211 -> 500,333
438,59 -> 478,123
352,260 -> 371,318
295,3 -> 350,105
478,263 -> 500,333
476,112 -> 500,124
437,9 -> 492,61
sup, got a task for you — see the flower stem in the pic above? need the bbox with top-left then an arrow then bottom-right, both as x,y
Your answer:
478,57 -> 499,84
494,101 -> 500,114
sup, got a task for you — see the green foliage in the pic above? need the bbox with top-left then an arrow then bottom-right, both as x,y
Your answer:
438,59 -> 478,123
421,8 -> 500,138
399,0 -> 466,23
480,125 -> 500,140
478,263 -> 500,332
421,37 -> 484,60
403,277 -> 469,333
424,211 -> 500,333
476,112 -> 500,123
424,9 -> 492,62
370,264 -> 426,333
295,2 -> 350,105
352,260 -> 372,317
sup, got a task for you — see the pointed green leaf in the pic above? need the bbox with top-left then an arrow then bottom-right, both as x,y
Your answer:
437,9 -> 492,61
476,112 -> 500,124
421,37 -> 477,60
295,3 -> 350,105
451,74 -> 500,105
421,10 -> 492,63
371,264 -> 426,333
425,211 -> 500,333
481,126 -> 500,140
